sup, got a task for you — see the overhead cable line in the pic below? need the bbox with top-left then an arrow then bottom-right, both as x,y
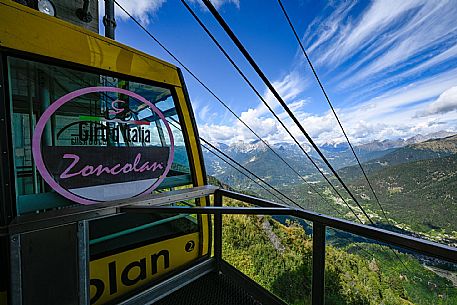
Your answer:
199,0 -> 411,273
180,0 -> 361,222
200,0 -> 373,225
115,0 -> 375,227
276,0 -> 390,224
180,0 -> 344,214
112,0 -> 347,216
274,0 -> 412,273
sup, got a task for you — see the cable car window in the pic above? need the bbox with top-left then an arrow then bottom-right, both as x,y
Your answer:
7,56 -> 193,215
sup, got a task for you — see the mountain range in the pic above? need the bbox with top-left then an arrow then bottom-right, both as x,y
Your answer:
203,131 -> 457,243
203,130 -> 456,186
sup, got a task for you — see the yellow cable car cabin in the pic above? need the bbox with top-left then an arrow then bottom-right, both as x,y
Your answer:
1,1 -> 456,305
1,1 -> 212,304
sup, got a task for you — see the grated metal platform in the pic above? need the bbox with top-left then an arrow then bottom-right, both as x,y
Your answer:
155,272 -> 264,305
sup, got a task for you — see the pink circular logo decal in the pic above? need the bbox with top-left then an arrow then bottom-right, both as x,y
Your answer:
32,87 -> 174,205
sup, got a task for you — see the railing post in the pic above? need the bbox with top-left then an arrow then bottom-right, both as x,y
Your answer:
214,191 -> 223,270
10,234 -> 22,305
77,220 -> 90,305
312,222 -> 326,305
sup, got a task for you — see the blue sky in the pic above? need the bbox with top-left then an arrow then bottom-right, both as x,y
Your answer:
103,0 -> 457,146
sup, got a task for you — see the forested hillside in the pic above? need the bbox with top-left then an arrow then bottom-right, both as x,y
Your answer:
336,135 -> 457,243
221,199 -> 457,304
348,154 -> 457,243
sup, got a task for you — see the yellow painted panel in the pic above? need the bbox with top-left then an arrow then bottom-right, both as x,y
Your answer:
90,232 -> 199,305
175,87 -> 210,256
175,88 -> 204,186
0,291 -> 6,305
0,0 -> 181,87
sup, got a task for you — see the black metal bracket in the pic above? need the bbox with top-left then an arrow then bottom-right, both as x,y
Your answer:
213,191 -> 223,269
312,223 -> 326,305
76,0 -> 92,22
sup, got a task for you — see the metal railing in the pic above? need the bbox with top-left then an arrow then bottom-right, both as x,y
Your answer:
6,185 -> 457,305
122,188 -> 457,305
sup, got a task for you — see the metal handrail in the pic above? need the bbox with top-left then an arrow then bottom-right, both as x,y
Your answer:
122,188 -> 457,305
7,185 -> 218,235
124,188 -> 457,264
7,185 -> 456,262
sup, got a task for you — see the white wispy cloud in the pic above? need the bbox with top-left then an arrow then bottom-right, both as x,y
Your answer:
303,1 -> 356,56
102,0 -> 166,25
107,0 -> 457,146
341,41 -> 457,104
189,0 -> 240,10
198,104 -> 211,121
418,86 -> 457,117
301,0 -> 457,102
310,0 -> 424,67
199,71 -> 309,144
347,67 -> 457,120
104,0 -> 239,25
277,0 -> 457,144
335,0 -> 457,90
198,66 -> 457,145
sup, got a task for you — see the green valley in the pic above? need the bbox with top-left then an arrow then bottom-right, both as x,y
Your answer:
221,198 -> 457,304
